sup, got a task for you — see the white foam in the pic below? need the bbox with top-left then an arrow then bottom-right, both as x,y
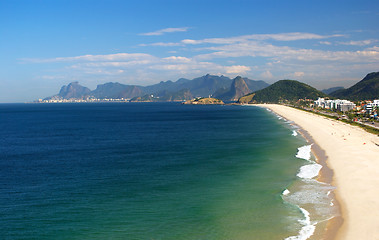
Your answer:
283,189 -> 290,196
292,130 -> 298,136
297,164 -> 322,179
285,208 -> 316,240
295,145 -> 312,161
299,208 -> 311,225
283,180 -> 337,219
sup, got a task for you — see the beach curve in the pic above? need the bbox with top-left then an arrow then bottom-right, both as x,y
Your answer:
258,104 -> 379,240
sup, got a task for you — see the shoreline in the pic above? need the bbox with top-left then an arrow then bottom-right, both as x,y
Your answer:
289,119 -> 343,240
258,104 -> 379,240
268,106 -> 341,239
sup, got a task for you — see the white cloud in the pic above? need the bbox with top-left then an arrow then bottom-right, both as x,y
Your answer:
181,32 -> 344,45
225,65 -> 251,74
366,46 -> 379,51
193,40 -> 379,63
261,70 -> 273,79
22,53 -> 157,63
30,52 -> 254,82
320,41 -> 332,45
247,32 -> 343,41
139,42 -> 183,47
40,75 -> 65,80
70,60 -> 155,68
163,56 -> 192,63
294,72 -> 305,78
337,39 -> 378,46
140,27 -> 189,36
23,31 -> 379,88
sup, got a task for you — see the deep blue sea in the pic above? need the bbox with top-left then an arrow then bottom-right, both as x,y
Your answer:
0,103 -> 336,240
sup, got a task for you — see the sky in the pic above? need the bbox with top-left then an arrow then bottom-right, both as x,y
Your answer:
1,0 -> 379,102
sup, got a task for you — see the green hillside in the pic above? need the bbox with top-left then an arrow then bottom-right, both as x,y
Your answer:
183,97 -> 224,105
239,80 -> 327,103
330,72 -> 379,100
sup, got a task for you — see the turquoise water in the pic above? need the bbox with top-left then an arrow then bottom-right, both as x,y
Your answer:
0,103 -> 334,239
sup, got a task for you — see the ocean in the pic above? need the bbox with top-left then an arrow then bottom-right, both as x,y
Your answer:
0,103 -> 337,240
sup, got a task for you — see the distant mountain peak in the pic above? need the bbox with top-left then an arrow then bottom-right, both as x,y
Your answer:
330,71 -> 379,100
56,82 -> 91,99
215,76 -> 251,101
230,76 -> 250,93
42,75 -> 270,102
362,72 -> 379,82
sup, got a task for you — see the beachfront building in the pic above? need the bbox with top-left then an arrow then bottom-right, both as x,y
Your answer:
314,98 -> 356,112
364,100 -> 379,114
337,101 -> 356,112
365,103 -> 373,113
314,98 -> 326,108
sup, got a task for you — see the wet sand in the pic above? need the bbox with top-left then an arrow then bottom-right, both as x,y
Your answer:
259,104 -> 379,240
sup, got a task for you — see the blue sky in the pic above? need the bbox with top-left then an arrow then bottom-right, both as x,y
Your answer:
1,0 -> 379,102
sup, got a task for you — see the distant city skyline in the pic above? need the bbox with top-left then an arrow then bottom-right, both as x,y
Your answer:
1,0 -> 379,102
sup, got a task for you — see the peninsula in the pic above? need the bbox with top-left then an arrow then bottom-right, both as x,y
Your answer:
182,97 -> 224,105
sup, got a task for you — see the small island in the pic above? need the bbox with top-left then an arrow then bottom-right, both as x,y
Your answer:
182,97 -> 224,105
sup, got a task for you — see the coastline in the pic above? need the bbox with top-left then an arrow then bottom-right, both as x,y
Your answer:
258,104 -> 379,240
288,120 -> 343,240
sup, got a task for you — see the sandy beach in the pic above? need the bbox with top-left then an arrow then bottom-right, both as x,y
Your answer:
259,104 -> 379,240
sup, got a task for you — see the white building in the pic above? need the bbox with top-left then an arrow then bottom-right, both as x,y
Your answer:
364,100 -> 379,113
314,98 -> 356,112
314,98 -> 325,108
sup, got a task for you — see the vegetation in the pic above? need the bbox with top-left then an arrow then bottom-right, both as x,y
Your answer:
290,105 -> 379,135
237,93 -> 255,104
239,80 -> 327,103
330,72 -> 379,100
183,97 -> 224,105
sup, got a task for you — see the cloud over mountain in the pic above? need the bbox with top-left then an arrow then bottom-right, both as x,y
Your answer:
22,31 -> 379,90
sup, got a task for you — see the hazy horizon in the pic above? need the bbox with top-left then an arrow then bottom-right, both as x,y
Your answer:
1,0 -> 378,102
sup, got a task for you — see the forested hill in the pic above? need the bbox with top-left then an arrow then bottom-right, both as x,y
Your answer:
238,80 -> 327,103
330,72 -> 379,100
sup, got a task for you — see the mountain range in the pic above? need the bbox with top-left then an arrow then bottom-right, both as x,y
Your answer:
45,74 -> 269,101
237,71 -> 379,103
44,71 -> 379,103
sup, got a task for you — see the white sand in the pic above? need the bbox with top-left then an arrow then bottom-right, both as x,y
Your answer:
259,104 -> 379,240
